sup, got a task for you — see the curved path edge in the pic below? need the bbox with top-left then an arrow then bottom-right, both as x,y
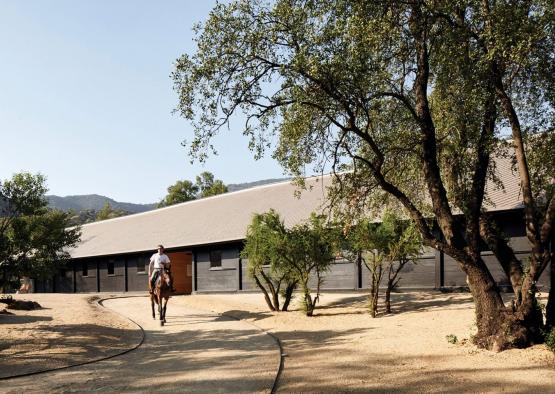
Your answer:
1,294 -> 284,394
179,301 -> 285,394
0,295 -> 145,381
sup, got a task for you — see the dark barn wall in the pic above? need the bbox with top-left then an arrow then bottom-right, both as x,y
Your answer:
98,257 -> 125,292
196,247 -> 240,292
55,268 -> 74,293
126,254 -> 150,292
240,257 -> 258,291
75,259 -> 99,292
360,253 -> 437,290
307,260 -> 357,290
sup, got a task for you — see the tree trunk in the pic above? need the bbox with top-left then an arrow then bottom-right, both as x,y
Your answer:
464,259 -> 543,351
281,281 -> 296,311
547,260 -> 555,328
368,264 -> 381,318
253,274 -> 275,312
546,238 -> 555,328
304,290 -> 314,316
385,280 -> 392,314
260,270 -> 279,311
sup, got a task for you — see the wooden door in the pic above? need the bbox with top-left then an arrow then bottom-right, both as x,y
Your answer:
167,251 -> 193,294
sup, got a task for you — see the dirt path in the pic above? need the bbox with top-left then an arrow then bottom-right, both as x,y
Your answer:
178,292 -> 555,393
1,296 -> 279,393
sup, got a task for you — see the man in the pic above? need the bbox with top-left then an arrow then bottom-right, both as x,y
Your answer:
148,245 -> 175,293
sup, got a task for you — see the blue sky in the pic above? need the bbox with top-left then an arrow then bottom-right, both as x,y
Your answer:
0,0 -> 286,203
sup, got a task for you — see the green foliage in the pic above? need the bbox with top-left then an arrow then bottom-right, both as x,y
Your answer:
342,210 -> 422,317
243,210 -> 338,316
175,0 -> 555,344
158,180 -> 198,208
242,210 -> 297,311
95,202 -> 129,221
446,334 -> 459,345
196,171 -> 229,198
158,171 -> 228,207
0,173 -> 81,291
544,328 -> 555,352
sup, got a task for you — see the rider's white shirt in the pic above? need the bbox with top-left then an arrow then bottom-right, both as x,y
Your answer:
150,253 -> 170,269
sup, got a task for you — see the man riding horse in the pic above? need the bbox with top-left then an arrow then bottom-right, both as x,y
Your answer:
148,245 -> 175,293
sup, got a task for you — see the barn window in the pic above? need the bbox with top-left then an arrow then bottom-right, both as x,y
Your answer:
82,262 -> 88,277
136,258 -> 146,273
210,250 -> 222,268
107,261 -> 115,275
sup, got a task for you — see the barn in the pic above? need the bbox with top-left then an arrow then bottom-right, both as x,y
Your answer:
36,159 -> 551,294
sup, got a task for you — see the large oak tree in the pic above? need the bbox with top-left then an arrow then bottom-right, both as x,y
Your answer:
173,0 -> 555,350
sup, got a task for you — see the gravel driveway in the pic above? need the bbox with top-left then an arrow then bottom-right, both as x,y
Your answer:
2,296 -> 279,393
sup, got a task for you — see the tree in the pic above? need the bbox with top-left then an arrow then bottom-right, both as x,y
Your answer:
95,202 -> 128,221
158,172 -> 228,207
342,211 -> 421,317
274,214 -> 337,316
158,180 -> 198,207
381,213 -> 422,315
173,0 -> 555,350
342,218 -> 387,318
0,173 -> 81,291
242,210 -> 297,311
196,171 -> 229,198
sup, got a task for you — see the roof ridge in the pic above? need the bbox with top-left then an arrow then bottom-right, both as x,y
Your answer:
79,174 -> 332,228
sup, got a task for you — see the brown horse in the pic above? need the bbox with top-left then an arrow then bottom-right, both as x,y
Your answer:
150,269 -> 171,326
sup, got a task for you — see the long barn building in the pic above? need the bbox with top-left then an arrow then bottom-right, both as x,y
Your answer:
37,162 -> 551,294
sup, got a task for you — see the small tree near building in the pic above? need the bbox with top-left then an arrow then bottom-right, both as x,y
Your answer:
342,211 -> 421,317
276,214 -> 338,316
242,210 -> 297,312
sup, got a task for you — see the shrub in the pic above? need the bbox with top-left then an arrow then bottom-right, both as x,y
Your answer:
545,328 -> 555,353
446,334 -> 458,344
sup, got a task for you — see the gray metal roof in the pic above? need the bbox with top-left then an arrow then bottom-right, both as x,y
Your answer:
69,157 -> 523,259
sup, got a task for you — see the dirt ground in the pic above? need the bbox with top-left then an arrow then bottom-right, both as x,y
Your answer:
178,291 -> 555,393
1,295 -> 278,393
1,291 -> 554,393
0,293 -> 142,378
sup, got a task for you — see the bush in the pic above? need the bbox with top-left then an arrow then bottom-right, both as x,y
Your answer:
545,328 -> 555,352
446,334 -> 458,344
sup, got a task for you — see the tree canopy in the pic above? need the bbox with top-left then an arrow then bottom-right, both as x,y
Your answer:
175,0 -> 555,350
242,209 -> 297,311
95,202 -> 129,221
158,171 -> 228,207
0,173 -> 81,291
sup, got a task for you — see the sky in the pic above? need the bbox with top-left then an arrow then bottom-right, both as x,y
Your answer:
0,0 -> 287,204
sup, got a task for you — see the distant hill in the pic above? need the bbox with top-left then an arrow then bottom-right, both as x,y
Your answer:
46,194 -> 156,213
46,178 -> 288,213
227,178 -> 289,193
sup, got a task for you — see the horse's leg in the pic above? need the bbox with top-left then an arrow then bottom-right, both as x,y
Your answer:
151,296 -> 155,319
158,295 -> 162,320
162,297 -> 168,323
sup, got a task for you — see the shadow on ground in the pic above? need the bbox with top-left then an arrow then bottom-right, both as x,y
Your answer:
0,322 -> 141,379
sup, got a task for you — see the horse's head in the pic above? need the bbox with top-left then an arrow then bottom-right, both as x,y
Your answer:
162,270 -> 171,287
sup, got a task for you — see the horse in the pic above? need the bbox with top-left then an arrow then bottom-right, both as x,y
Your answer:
150,269 -> 171,326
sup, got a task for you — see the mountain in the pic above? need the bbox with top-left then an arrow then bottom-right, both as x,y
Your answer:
46,194 -> 156,213
227,178 -> 289,192
46,178 -> 289,219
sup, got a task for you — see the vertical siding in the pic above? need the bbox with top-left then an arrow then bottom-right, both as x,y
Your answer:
126,254 -> 150,292
75,258 -> 99,292
240,257 -> 259,291
397,256 -> 436,288
98,258 -> 125,292
196,247 -> 239,292
55,268 -> 74,293
309,260 -> 356,290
